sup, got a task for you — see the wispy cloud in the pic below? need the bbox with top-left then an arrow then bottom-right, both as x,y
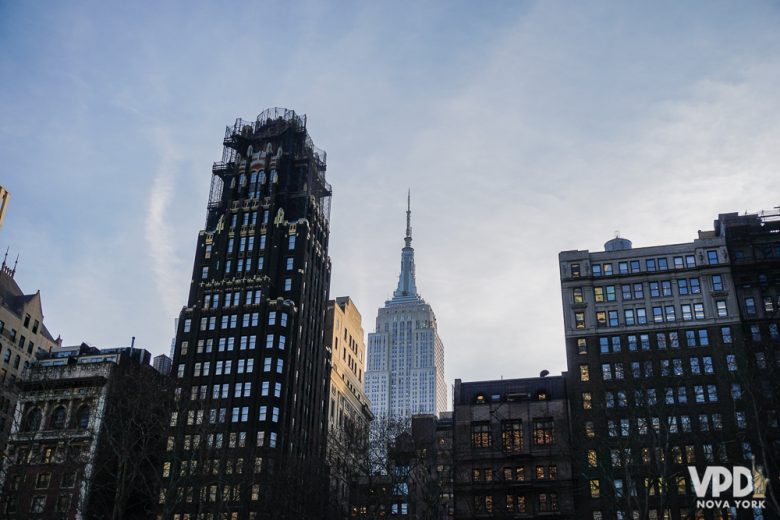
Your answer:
145,127 -> 184,321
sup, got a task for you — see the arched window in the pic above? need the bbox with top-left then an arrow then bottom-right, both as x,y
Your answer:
51,406 -> 67,429
13,355 -> 20,369
76,406 -> 90,429
24,408 -> 42,432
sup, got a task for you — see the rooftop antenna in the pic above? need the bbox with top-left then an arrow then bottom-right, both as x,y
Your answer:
614,230 -> 620,239
405,188 -> 412,246
12,253 -> 18,277
1,247 -> 7,271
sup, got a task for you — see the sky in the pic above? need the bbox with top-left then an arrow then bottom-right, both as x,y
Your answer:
2,1 -> 780,401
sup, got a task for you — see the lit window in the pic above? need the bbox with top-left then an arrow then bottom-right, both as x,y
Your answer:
575,312 -> 585,329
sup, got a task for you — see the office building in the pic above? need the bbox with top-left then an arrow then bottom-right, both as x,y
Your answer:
365,195 -> 446,418
716,210 -> 780,501
324,296 -> 372,520
0,259 -> 59,456
452,376 -> 575,518
162,108 -> 333,519
560,231 -> 751,519
0,343 -> 168,519
154,354 -> 173,376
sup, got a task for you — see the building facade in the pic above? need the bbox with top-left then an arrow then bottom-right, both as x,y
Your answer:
325,296 -> 372,520
0,261 -> 58,457
452,376 -> 575,519
559,231 -> 761,519
349,413 -> 453,519
163,108 -> 333,519
0,343 -> 168,519
365,196 -> 446,418
154,354 -> 173,376
716,210 -> 780,507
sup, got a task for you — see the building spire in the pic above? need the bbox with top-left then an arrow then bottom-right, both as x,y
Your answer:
405,188 -> 412,247
393,190 -> 418,300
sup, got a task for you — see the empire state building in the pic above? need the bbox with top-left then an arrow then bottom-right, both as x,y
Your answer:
365,193 -> 446,417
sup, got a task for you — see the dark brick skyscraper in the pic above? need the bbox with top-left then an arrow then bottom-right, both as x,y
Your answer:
162,108 -> 332,519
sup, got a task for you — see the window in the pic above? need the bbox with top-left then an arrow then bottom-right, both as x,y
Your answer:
622,284 -> 632,300
721,326 -> 732,343
608,311 -> 618,327
602,363 -> 612,380
582,392 -> 592,410
573,287 -> 584,303
31,496 -> 46,513
712,274 -> 724,291
539,492 -> 558,512
589,479 -> 601,498
624,309 -> 635,326
673,256 -> 684,269
288,235 -> 296,250
749,324 -> 761,342
677,279 -> 689,295
533,419 -> 554,445
694,303 -> 705,320
606,286 -> 616,301
471,422 -> 491,448
501,420 -> 522,452
284,278 -> 292,291
716,300 -> 727,317
579,365 -> 590,382
646,259 -> 656,272
636,308 -> 647,324
35,472 -> 52,489
594,287 -> 604,302
619,262 -> 628,274
664,306 -> 676,321
571,263 -> 581,278
575,312 -> 585,329
745,297 -> 757,316
25,407 -> 42,431
51,406 -> 67,429
630,260 -> 640,272
577,338 -> 587,354
596,311 -> 606,326
706,250 -> 719,265
592,264 -> 602,277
